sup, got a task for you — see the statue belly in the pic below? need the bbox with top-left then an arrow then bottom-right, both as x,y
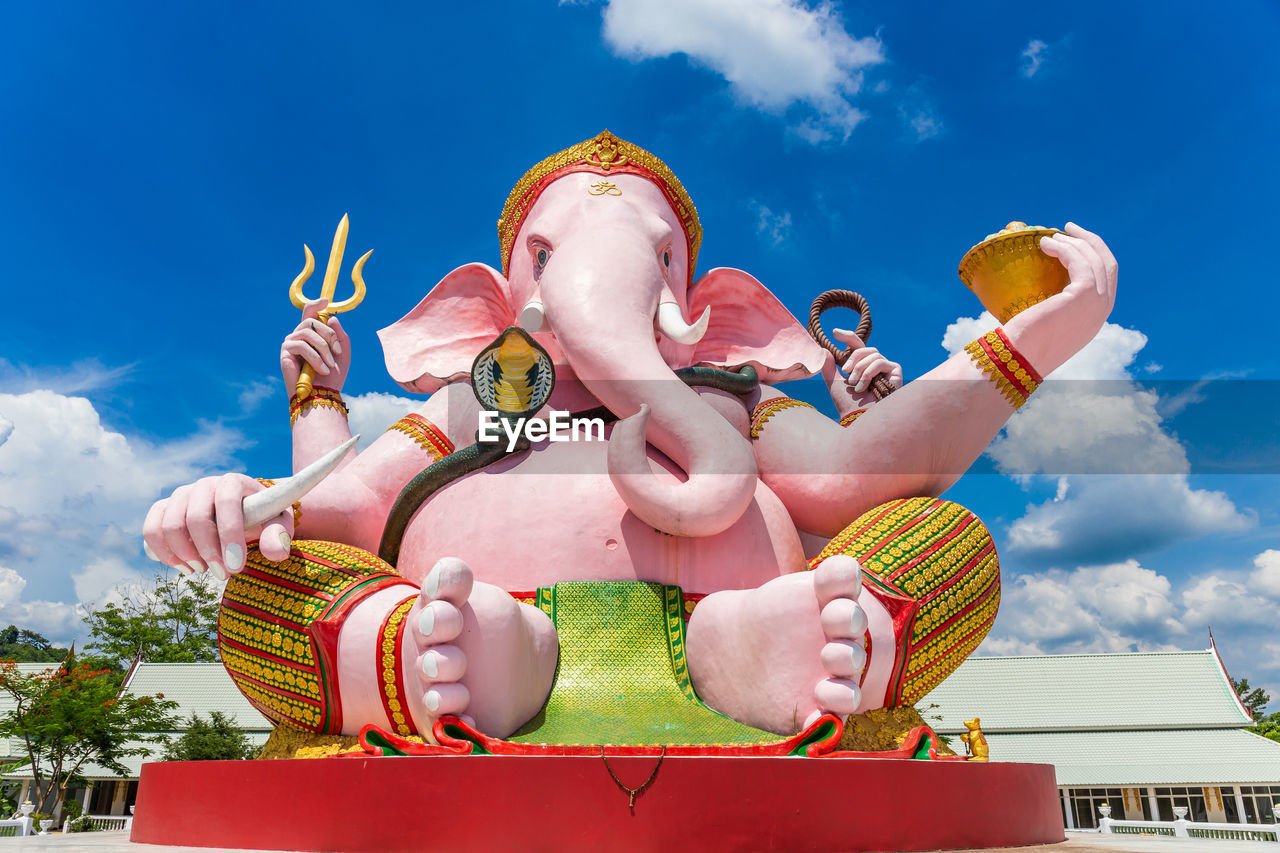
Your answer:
396,439 -> 805,592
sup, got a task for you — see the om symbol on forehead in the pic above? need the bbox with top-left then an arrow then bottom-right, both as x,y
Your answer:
588,180 -> 622,197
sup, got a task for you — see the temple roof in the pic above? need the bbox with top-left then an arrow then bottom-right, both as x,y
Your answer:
927,649 -> 1253,733
121,662 -> 271,731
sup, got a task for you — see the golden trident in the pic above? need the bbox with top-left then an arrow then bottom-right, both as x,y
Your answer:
289,213 -> 370,401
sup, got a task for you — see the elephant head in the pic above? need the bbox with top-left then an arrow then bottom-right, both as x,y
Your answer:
379,131 -> 827,537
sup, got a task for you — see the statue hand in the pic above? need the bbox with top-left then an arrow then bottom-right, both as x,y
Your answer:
142,475 -> 294,579
280,297 -> 352,395
1003,223 -> 1118,376
822,328 -> 903,415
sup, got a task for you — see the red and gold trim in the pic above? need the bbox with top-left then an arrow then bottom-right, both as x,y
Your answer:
386,413 -> 454,459
497,131 -> 702,281
964,328 -> 1042,410
217,541 -> 405,734
377,594 -> 419,737
290,386 -> 349,427
809,498 -> 1000,708
748,397 -> 815,440
838,408 -> 867,427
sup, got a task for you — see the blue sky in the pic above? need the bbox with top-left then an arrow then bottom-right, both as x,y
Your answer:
1,2 -> 1278,705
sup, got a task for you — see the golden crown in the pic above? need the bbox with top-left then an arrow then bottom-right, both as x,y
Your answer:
496,130 -> 702,280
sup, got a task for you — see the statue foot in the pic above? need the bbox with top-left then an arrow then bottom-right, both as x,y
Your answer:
686,555 -> 870,735
405,557 -> 559,739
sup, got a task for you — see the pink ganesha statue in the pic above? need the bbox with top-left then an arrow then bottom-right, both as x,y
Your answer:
143,131 -> 1117,751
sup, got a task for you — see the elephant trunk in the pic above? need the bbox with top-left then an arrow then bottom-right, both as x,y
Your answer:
541,230 -> 757,538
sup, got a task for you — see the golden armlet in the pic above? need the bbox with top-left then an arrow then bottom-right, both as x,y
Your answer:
963,328 -> 1042,410
290,387 -> 349,427
748,397 -> 815,440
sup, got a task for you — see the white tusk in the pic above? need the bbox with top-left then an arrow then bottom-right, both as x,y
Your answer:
657,302 -> 710,345
520,298 -> 545,332
242,435 -> 360,528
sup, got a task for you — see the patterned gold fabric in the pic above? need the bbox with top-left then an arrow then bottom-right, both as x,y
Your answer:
218,541 -> 405,733
812,498 -> 1000,708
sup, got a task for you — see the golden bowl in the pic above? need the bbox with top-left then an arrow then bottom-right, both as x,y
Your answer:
958,222 -> 1068,323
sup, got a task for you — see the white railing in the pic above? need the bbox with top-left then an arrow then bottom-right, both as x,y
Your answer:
1099,813 -> 1280,843
61,814 -> 130,833
0,818 -> 33,837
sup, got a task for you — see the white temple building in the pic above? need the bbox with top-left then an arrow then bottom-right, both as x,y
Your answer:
929,645 -> 1280,829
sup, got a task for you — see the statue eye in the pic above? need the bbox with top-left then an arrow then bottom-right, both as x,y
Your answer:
536,248 -> 549,269
662,249 -> 671,269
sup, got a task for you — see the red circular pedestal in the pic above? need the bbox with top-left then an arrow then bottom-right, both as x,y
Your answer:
132,755 -> 1063,852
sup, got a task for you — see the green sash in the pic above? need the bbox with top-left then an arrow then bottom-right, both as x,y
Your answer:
508,582 -> 777,746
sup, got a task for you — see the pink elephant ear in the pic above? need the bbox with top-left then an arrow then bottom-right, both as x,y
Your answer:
687,267 -> 828,383
377,263 -> 516,394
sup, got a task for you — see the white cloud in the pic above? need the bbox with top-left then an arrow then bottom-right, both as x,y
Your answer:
896,83 -> 942,142
346,392 -> 418,451
595,0 -> 884,143
750,200 -> 793,245
236,380 -> 276,415
0,565 -> 85,639
0,358 -> 135,396
1020,39 -> 1048,78
942,314 -> 1251,564
1249,550 -> 1280,598
0,389 -> 240,643
902,108 -> 941,141
985,560 -> 1185,656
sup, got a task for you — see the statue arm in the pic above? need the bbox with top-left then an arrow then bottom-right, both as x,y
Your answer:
753,354 -> 1021,536
757,223 -> 1117,536
290,382 -> 479,551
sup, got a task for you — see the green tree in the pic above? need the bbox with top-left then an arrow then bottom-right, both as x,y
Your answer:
83,570 -> 221,671
1232,677 -> 1272,719
163,711 -> 256,761
1232,676 -> 1280,743
0,626 -> 65,664
0,661 -> 178,817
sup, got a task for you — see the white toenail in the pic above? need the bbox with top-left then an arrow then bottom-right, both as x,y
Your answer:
422,652 -> 438,679
187,560 -> 204,574
425,571 -> 439,598
850,606 -> 867,636
425,689 -> 440,712
418,607 -> 434,636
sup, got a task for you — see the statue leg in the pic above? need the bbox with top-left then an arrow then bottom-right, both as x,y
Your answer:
395,557 -> 559,739
218,543 -> 558,741
686,498 -> 1000,736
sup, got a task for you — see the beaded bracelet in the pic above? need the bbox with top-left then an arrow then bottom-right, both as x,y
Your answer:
386,413 -> 454,460
254,478 -> 303,528
748,397 -> 815,439
290,387 -> 349,428
963,328 -> 1042,410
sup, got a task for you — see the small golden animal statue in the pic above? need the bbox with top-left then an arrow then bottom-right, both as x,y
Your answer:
958,717 -> 989,762
288,214 -> 370,401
